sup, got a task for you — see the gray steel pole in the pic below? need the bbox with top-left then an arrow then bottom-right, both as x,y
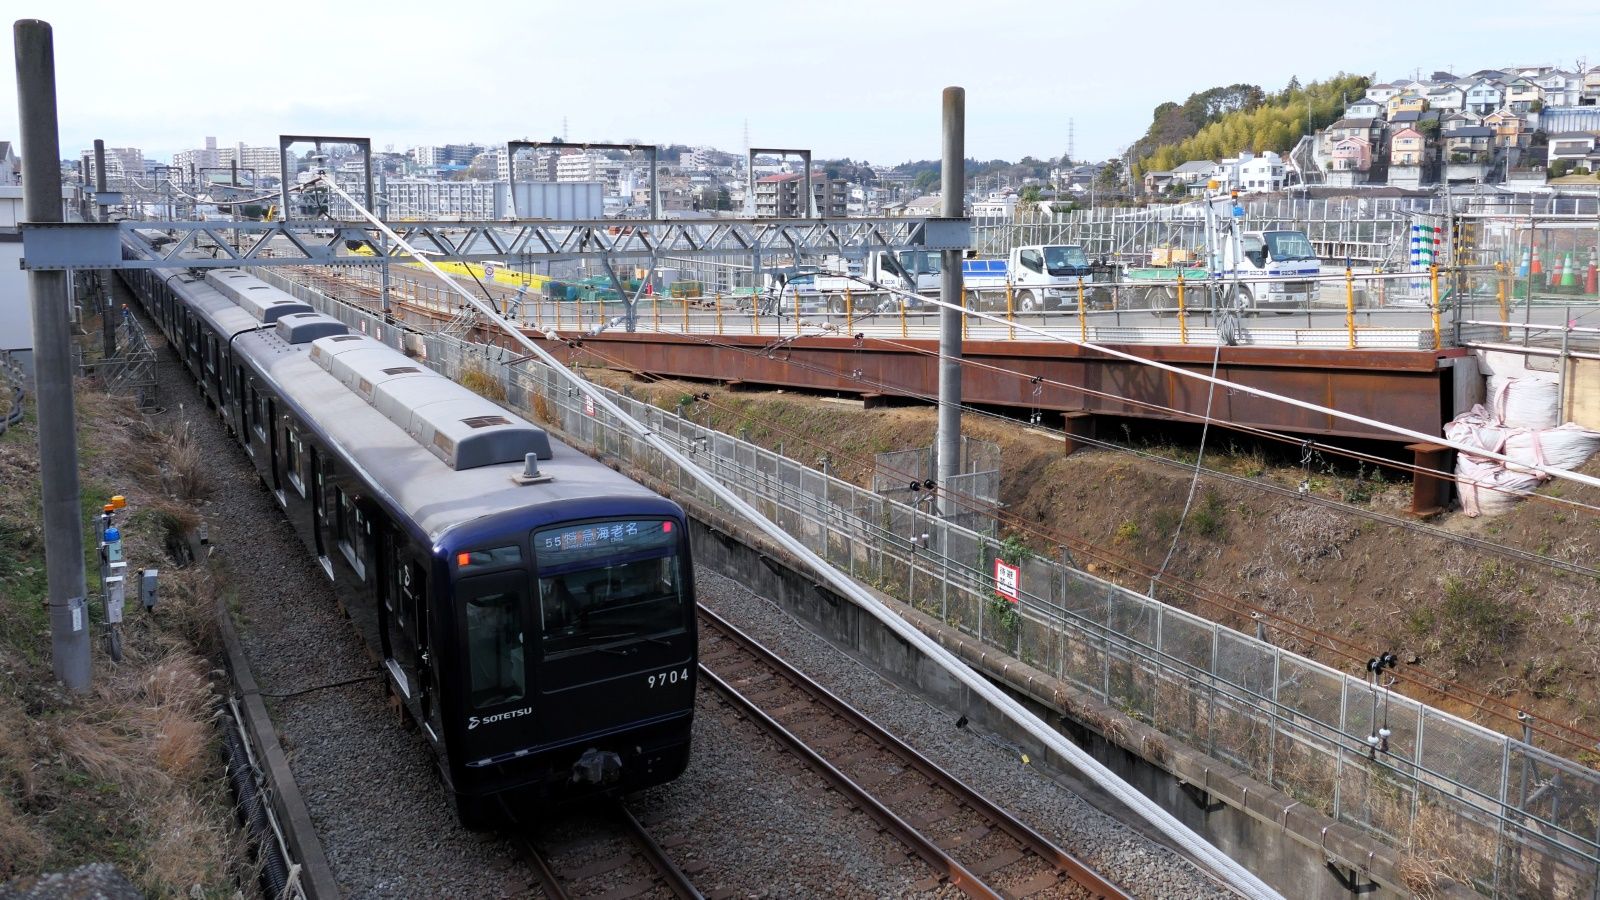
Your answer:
91,140 -> 115,357
91,138 -> 106,221
936,86 -> 965,517
15,18 -> 91,693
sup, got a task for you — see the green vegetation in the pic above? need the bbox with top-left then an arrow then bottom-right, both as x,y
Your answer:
1135,74 -> 1371,177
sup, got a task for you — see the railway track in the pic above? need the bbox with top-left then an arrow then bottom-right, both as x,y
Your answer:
697,605 -> 1130,900
518,798 -> 703,900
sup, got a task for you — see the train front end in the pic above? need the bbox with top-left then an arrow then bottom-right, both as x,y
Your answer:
438,505 -> 697,826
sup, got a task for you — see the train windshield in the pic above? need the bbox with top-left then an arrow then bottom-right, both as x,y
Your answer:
533,519 -> 686,658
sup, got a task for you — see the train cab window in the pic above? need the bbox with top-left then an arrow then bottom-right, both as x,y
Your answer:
460,573 -> 527,709
533,520 -> 686,658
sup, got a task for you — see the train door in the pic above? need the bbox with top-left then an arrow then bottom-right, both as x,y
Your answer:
309,448 -> 333,580
380,530 -> 441,743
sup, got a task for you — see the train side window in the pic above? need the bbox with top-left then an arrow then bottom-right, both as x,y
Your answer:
460,574 -> 526,709
337,490 -> 368,580
285,428 -> 305,496
253,389 -> 269,443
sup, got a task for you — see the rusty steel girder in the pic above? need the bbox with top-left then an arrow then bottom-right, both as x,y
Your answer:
562,331 -> 1455,444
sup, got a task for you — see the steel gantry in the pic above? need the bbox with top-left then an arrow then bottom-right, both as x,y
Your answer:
21,209 -> 967,333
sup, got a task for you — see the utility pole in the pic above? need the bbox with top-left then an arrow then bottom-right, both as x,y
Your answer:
936,86 -> 965,518
15,18 -> 91,693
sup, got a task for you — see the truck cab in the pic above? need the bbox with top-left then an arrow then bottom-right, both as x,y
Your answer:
1215,229 -> 1320,310
1009,244 -> 1100,310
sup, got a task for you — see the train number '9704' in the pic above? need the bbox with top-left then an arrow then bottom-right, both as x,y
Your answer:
648,668 -> 691,689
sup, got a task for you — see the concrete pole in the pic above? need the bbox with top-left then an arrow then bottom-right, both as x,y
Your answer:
15,18 -> 91,693
936,86 -> 965,517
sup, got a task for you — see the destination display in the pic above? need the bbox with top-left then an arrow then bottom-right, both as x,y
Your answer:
534,519 -> 676,565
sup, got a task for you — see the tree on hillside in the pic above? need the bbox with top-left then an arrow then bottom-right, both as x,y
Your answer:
914,169 -> 939,192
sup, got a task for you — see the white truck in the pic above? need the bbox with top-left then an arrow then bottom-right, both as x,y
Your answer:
809,244 -> 1107,312
1125,193 -> 1321,313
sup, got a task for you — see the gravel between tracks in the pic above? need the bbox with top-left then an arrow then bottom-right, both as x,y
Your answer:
691,569 -> 1238,900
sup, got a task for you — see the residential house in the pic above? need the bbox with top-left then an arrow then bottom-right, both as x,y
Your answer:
1467,69 -> 1510,84
1142,170 -> 1175,194
1584,67 -> 1600,106
1548,132 -> 1600,166
1329,136 -> 1372,172
1387,92 -> 1428,117
1424,84 -> 1466,113
1503,77 -> 1542,112
1321,118 -> 1383,157
0,141 -> 16,185
1483,109 -> 1531,149
1390,127 -> 1428,166
1169,159 -> 1217,193
1344,98 -> 1384,120
1211,151 -> 1284,194
1365,83 -> 1401,104
1465,80 -> 1505,115
1444,127 -> 1494,162
1535,70 -> 1581,107
1442,111 -> 1484,132
971,190 -> 1019,221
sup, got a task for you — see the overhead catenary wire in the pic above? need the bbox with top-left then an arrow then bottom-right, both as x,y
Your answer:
309,174 -> 1285,900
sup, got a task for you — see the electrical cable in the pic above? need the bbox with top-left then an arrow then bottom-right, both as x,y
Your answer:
1151,339 -> 1222,595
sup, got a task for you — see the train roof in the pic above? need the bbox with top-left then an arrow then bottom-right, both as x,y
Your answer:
236,329 -> 665,541
167,271 -> 263,340
205,269 -> 314,323
144,253 -> 674,543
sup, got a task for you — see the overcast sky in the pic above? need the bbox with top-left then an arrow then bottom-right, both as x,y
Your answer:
4,1 -> 1597,168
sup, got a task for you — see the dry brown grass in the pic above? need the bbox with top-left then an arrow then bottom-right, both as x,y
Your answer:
161,419 -> 211,501
461,364 -> 507,403
137,793 -> 239,893
0,373 -> 245,894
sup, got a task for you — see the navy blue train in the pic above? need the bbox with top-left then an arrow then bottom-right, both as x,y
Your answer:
120,241 -> 696,827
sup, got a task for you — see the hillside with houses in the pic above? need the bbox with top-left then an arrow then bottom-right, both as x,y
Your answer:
1141,64 -> 1600,196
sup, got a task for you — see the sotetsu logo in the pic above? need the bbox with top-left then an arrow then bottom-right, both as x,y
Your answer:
468,706 -> 533,730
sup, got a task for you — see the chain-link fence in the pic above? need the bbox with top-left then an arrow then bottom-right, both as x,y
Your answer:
873,437 -> 1000,536
286,272 -> 1600,897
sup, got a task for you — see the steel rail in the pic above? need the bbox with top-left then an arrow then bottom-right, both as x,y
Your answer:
700,605 -> 1132,900
613,800 -> 703,900
698,663 -> 999,899
515,799 -> 702,900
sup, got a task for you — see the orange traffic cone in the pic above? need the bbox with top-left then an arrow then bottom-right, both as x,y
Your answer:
1547,254 -> 1562,288
1587,257 -> 1598,296
1531,252 -> 1543,281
